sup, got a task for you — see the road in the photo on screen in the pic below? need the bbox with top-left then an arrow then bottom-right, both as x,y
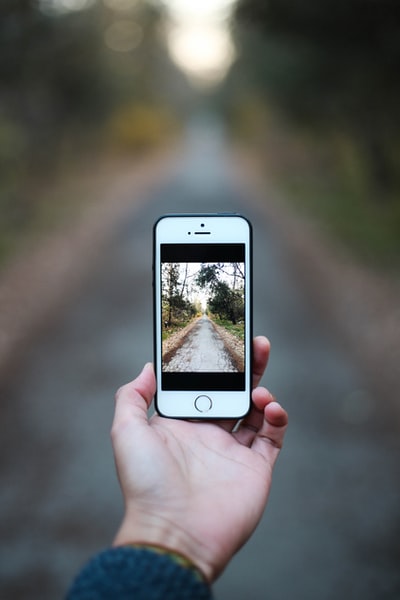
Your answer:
164,314 -> 238,372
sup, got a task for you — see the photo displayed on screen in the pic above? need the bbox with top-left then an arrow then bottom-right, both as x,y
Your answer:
161,260 -> 245,375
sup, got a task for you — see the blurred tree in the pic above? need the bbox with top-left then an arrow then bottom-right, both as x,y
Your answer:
1,1 -> 104,159
196,264 -> 244,325
207,281 -> 244,325
234,0 -> 400,196
0,0 -> 191,262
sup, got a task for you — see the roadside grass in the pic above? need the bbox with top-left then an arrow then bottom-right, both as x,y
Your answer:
283,174 -> 400,269
211,317 -> 244,341
0,153 -> 106,267
236,108 -> 400,271
0,116 -> 176,269
162,318 -> 196,342
255,125 -> 400,271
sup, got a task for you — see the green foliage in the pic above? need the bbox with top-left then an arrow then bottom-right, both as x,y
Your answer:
283,142 -> 400,266
208,282 -> 244,325
196,264 -> 245,325
212,318 -> 245,342
162,263 -> 198,329
235,0 -> 400,163
0,0 -> 191,265
231,0 -> 400,265
196,264 -> 219,290
161,320 -> 193,343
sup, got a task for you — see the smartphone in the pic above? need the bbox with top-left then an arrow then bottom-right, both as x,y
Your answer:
153,213 -> 252,419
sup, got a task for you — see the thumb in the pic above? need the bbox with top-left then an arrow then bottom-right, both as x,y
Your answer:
113,363 -> 156,431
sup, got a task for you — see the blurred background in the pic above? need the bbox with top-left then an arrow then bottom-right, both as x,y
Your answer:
1,1 -> 399,598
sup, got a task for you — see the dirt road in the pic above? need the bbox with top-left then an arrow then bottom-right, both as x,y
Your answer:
1,114 -> 400,600
164,316 -> 237,372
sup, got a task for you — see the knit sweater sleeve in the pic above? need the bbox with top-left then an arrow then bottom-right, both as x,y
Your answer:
65,546 -> 213,600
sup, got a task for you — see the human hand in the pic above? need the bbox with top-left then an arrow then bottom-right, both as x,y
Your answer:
111,336 -> 288,582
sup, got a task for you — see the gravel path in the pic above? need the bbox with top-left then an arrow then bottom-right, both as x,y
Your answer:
164,316 -> 237,372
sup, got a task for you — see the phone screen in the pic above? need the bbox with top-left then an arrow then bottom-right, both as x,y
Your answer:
160,243 -> 246,392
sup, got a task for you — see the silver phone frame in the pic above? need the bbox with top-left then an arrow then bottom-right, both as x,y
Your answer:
153,213 -> 253,419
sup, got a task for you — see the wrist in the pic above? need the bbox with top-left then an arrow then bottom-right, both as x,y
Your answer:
122,543 -> 207,584
113,509 -> 214,582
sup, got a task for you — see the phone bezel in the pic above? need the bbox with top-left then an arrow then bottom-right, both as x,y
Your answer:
153,213 -> 253,419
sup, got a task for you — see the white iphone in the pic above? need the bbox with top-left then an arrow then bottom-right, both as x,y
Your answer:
153,213 -> 252,418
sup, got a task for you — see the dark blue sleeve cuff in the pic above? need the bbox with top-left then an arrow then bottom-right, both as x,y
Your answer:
65,546 -> 212,600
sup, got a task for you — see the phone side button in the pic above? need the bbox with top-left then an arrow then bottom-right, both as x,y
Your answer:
194,395 -> 212,413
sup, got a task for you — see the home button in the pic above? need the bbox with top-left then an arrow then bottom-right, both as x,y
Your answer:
194,395 -> 212,413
